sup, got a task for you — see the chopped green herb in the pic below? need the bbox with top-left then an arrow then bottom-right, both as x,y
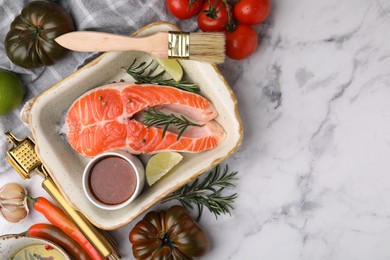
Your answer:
126,59 -> 200,93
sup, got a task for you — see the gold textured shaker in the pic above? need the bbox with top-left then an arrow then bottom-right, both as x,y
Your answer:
5,132 -> 120,259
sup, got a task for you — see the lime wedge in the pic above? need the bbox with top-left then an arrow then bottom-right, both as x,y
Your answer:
156,58 -> 183,82
146,152 -> 183,186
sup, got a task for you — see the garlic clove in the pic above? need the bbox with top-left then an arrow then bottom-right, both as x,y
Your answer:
0,182 -> 27,200
0,206 -> 29,223
0,198 -> 25,211
0,183 -> 29,223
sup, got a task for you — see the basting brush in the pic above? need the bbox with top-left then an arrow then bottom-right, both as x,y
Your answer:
55,31 -> 225,64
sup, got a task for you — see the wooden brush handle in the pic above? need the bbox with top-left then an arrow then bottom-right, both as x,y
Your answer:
55,31 -> 169,58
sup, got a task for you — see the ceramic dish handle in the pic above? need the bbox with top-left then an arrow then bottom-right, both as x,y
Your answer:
42,176 -> 118,259
20,97 -> 36,125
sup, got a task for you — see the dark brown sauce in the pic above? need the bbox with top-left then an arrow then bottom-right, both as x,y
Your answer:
88,156 -> 137,205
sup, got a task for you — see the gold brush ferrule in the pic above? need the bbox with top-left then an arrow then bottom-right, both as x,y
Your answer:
168,31 -> 190,59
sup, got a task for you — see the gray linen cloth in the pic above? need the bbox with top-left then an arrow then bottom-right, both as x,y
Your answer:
0,0 -> 242,171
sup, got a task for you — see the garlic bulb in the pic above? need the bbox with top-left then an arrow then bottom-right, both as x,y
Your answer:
0,183 -> 29,223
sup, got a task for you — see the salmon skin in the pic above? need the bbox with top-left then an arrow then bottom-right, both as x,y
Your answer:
65,83 -> 225,156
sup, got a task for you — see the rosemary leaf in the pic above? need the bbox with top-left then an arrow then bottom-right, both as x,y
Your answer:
161,165 -> 238,221
126,59 -> 200,93
142,107 -> 202,140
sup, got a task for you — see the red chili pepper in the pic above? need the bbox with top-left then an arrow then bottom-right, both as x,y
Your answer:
27,196 -> 105,260
26,223 -> 90,260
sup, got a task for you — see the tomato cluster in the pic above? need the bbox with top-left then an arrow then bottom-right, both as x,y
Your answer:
166,0 -> 270,60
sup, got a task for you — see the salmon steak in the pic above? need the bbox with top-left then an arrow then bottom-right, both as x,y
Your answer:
65,83 -> 225,156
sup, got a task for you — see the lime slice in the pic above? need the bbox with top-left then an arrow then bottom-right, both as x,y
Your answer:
156,58 -> 183,82
146,152 -> 183,186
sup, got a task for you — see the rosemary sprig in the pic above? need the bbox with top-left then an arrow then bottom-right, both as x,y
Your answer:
161,165 -> 238,221
142,107 -> 202,140
126,59 -> 200,93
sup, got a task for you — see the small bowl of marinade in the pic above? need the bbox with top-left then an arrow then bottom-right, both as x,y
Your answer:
82,150 -> 145,211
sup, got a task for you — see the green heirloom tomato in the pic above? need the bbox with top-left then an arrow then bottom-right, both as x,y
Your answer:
5,1 -> 75,68
129,205 -> 209,260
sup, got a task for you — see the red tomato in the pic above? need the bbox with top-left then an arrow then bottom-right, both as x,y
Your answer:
197,0 -> 229,32
225,24 -> 258,60
234,0 -> 270,25
166,0 -> 204,20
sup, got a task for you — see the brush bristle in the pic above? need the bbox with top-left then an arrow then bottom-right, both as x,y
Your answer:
189,32 -> 225,64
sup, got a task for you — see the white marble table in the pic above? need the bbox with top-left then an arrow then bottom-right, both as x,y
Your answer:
2,0 -> 390,259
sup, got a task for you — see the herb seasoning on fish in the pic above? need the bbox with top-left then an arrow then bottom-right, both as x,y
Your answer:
66,83 -> 224,156
88,156 -> 137,205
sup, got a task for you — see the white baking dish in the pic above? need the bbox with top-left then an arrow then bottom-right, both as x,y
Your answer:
28,22 -> 243,230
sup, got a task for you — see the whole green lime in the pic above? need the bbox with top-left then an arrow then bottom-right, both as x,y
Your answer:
0,69 -> 25,115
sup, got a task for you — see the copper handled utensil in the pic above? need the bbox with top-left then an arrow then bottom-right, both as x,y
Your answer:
5,132 -> 120,259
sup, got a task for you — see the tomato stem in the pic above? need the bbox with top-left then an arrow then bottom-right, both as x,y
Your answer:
222,0 -> 235,32
202,0 -> 220,19
32,27 -> 42,40
187,0 -> 198,12
158,232 -> 173,248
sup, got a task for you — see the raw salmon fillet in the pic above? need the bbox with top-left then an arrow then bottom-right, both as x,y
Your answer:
66,83 -> 225,156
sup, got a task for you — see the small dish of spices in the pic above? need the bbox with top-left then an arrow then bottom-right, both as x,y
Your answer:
82,150 -> 145,210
